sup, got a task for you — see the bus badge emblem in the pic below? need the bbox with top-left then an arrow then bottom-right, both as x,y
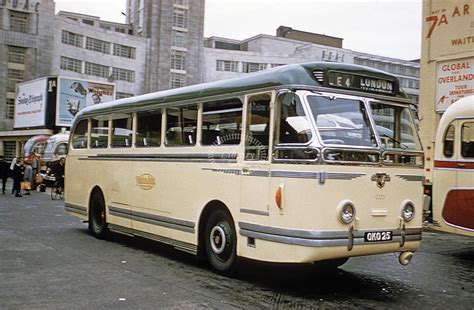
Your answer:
371,173 -> 390,188
136,174 -> 156,190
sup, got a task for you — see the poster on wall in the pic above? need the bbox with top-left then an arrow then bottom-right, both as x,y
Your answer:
56,78 -> 115,127
14,78 -> 48,128
436,58 -> 474,112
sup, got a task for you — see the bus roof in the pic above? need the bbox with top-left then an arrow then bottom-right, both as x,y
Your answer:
75,62 -> 405,119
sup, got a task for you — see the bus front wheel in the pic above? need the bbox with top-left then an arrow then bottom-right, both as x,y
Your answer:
89,191 -> 108,239
204,209 -> 238,276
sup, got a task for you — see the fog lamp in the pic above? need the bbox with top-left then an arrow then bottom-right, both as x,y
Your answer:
338,201 -> 355,224
401,201 -> 415,222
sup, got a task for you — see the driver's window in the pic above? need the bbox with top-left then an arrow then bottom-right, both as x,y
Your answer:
274,93 -> 312,144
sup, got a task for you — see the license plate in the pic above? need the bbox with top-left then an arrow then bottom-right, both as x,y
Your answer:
364,231 -> 393,242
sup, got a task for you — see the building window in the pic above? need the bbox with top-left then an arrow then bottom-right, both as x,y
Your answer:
60,56 -> 82,73
115,28 -> 127,34
62,30 -> 83,47
242,62 -> 267,73
113,44 -> 136,59
116,92 -> 134,99
7,68 -> 24,93
8,46 -> 26,64
5,98 -> 15,120
82,19 -> 94,26
170,73 -> 185,89
85,62 -> 109,78
112,67 -> 135,83
172,8 -> 188,28
10,11 -> 29,33
174,0 -> 188,5
171,50 -> 186,71
3,141 -> 16,161
172,30 -> 187,48
86,37 -> 111,54
216,60 -> 238,72
100,24 -> 111,31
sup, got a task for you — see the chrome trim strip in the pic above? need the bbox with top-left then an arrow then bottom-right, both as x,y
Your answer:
109,206 -> 195,233
239,222 -> 422,247
395,174 -> 425,182
240,209 -> 270,216
80,153 -> 238,163
108,224 -> 198,255
203,168 -> 365,181
434,167 -> 474,172
65,203 -> 87,216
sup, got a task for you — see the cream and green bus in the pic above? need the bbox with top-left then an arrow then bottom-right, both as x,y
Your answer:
65,63 -> 424,275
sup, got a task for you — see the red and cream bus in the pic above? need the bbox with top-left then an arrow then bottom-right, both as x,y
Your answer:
65,63 -> 424,275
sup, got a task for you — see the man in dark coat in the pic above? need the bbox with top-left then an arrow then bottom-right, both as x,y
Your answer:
12,157 -> 25,197
0,156 -> 9,194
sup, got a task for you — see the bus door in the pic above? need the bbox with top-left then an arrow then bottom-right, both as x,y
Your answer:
441,119 -> 474,231
240,93 -> 273,217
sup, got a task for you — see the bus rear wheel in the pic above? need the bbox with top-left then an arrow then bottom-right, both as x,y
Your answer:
204,209 -> 238,276
89,191 -> 108,239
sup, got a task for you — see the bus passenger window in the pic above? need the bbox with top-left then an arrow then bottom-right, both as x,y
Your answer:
202,99 -> 242,146
136,110 -> 161,147
245,94 -> 271,161
274,93 -> 312,144
111,116 -> 133,148
461,122 -> 474,158
165,106 -> 198,146
91,117 -> 109,149
72,119 -> 88,149
443,125 -> 455,157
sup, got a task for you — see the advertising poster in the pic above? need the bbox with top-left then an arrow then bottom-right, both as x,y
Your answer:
14,78 -> 48,128
436,57 -> 474,112
57,78 -> 115,127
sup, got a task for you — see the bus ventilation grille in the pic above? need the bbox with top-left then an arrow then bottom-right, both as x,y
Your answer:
312,70 -> 324,83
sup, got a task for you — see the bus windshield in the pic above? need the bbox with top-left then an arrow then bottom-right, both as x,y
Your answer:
370,102 -> 422,151
306,94 -> 377,148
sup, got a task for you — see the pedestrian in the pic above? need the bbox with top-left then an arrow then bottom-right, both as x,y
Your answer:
52,157 -> 65,192
31,154 -> 40,188
10,157 -> 17,194
12,157 -> 25,197
23,162 -> 33,195
0,156 -> 9,194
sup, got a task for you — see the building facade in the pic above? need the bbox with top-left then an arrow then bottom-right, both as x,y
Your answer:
203,27 -> 420,105
0,0 -> 205,159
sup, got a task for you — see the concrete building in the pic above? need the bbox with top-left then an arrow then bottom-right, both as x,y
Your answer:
203,26 -> 420,105
0,0 -> 205,160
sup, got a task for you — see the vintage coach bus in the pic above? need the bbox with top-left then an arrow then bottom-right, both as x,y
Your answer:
432,95 -> 474,236
65,63 -> 424,275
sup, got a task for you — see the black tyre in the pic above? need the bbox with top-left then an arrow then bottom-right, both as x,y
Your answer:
204,209 -> 238,276
88,191 -> 108,239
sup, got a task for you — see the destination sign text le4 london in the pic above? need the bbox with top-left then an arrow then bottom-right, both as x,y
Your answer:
327,71 -> 396,95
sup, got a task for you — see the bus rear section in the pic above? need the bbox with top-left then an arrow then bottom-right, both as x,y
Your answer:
432,96 -> 474,237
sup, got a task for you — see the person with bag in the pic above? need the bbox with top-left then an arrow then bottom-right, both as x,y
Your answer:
23,162 -> 33,195
12,157 -> 25,197
0,156 -> 9,195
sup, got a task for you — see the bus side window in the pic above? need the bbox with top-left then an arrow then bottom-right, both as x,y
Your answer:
91,117 -> 109,149
165,106 -> 198,146
136,110 -> 161,147
461,122 -> 474,158
245,94 -> 271,161
72,119 -> 88,149
201,99 -> 242,146
111,116 -> 133,148
443,125 -> 455,157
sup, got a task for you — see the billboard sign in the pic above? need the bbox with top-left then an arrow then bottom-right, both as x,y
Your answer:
56,78 -> 115,127
436,57 -> 474,112
14,78 -> 48,128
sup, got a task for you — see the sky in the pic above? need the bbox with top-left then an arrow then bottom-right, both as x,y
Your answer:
54,0 -> 423,60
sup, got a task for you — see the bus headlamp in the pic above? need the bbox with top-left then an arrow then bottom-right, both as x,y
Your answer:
401,201 -> 415,222
338,201 -> 355,224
